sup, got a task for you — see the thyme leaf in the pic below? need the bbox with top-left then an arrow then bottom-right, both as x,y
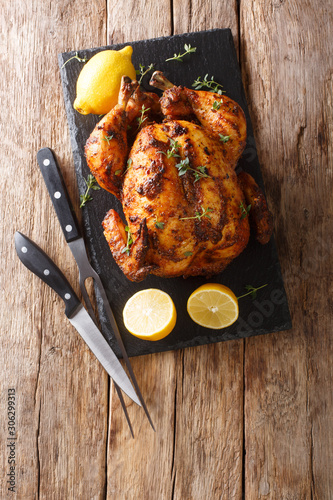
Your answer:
219,134 -> 230,143
101,133 -> 114,144
137,105 -> 150,128
61,52 -> 87,69
240,202 -> 251,219
122,226 -> 133,256
212,100 -> 222,110
166,44 -> 197,62
159,138 -> 181,159
175,158 -> 211,182
237,284 -> 268,300
123,158 -> 133,176
136,63 -> 155,85
80,174 -> 100,208
180,206 -> 213,221
192,74 -> 225,95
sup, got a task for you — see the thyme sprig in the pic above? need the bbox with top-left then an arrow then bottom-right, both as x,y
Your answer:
166,44 -> 197,62
80,174 -> 100,208
61,52 -> 87,69
180,206 -> 213,221
137,105 -> 150,128
212,100 -> 222,110
159,138 -> 181,159
192,74 -> 225,95
240,202 -> 251,219
219,134 -> 230,143
136,63 -> 155,85
176,157 -> 211,183
123,158 -> 133,176
237,284 -> 268,300
102,133 -> 114,144
122,226 -> 133,256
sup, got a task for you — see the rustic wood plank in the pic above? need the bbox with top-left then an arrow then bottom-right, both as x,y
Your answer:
241,1 -> 333,497
172,0 -> 240,52
172,342 -> 244,500
0,0 -> 110,497
107,0 -> 172,44
105,3 -> 245,500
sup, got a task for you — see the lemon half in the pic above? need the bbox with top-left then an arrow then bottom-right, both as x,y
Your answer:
187,283 -> 239,329
73,46 -> 136,115
123,289 -> 177,341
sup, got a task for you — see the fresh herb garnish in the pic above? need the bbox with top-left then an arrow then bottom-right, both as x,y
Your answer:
219,134 -> 230,143
175,157 -> 211,183
192,74 -> 225,95
136,63 -> 155,85
101,133 -> 114,144
137,105 -> 150,128
61,52 -> 87,69
180,206 -> 213,221
212,100 -> 222,110
184,251 -> 193,257
240,202 -> 251,219
237,284 -> 268,300
155,221 -> 165,229
159,138 -> 181,159
123,158 -> 133,175
80,174 -> 100,208
122,226 -> 133,256
115,169 -> 121,176
166,44 -> 197,62
193,165 -> 211,183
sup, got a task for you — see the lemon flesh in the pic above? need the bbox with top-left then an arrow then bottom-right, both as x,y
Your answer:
123,289 -> 177,341
187,283 -> 239,329
73,46 -> 136,115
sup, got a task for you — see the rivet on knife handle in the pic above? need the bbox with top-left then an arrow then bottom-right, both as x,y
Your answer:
37,147 -> 80,243
14,231 -> 80,318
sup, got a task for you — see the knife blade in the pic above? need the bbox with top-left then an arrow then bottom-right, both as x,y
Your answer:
14,231 -> 141,407
36,147 -> 154,431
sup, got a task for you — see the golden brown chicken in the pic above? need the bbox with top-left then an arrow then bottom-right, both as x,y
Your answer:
85,73 -> 273,282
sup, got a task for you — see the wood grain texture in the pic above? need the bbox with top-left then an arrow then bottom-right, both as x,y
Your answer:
1,0 -> 332,498
241,1 -> 333,498
0,0 -> 109,498
172,0 -> 240,52
107,0 -> 172,44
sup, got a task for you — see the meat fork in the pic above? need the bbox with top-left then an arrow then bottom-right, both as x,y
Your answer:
37,147 -> 155,436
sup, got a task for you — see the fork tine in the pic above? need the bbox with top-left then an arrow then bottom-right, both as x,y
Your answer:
79,277 -> 135,437
114,385 -> 134,438
92,274 -> 155,431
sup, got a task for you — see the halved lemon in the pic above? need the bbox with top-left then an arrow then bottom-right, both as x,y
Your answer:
187,283 -> 239,329
123,289 -> 177,341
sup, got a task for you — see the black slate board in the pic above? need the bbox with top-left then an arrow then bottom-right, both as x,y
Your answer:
58,28 -> 292,358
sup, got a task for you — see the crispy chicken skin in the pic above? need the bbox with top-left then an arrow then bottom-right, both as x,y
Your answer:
103,120 -> 250,280
151,71 -> 247,166
85,78 -> 161,199
87,73 -> 273,282
237,171 -> 273,245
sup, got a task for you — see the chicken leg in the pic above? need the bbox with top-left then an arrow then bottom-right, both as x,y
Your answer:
149,71 -> 247,167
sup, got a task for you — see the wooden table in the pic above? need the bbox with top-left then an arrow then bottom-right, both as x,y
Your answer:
1,1 -> 332,498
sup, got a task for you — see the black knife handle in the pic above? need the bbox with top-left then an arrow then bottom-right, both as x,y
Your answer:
15,231 -> 80,318
37,148 -> 81,243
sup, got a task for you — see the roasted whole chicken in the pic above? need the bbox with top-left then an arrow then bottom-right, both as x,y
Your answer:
85,72 -> 273,282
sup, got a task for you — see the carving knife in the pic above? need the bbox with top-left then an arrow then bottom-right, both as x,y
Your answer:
36,147 -> 154,431
15,231 -> 140,406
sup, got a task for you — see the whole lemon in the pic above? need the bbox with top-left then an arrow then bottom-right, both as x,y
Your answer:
73,46 -> 136,115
